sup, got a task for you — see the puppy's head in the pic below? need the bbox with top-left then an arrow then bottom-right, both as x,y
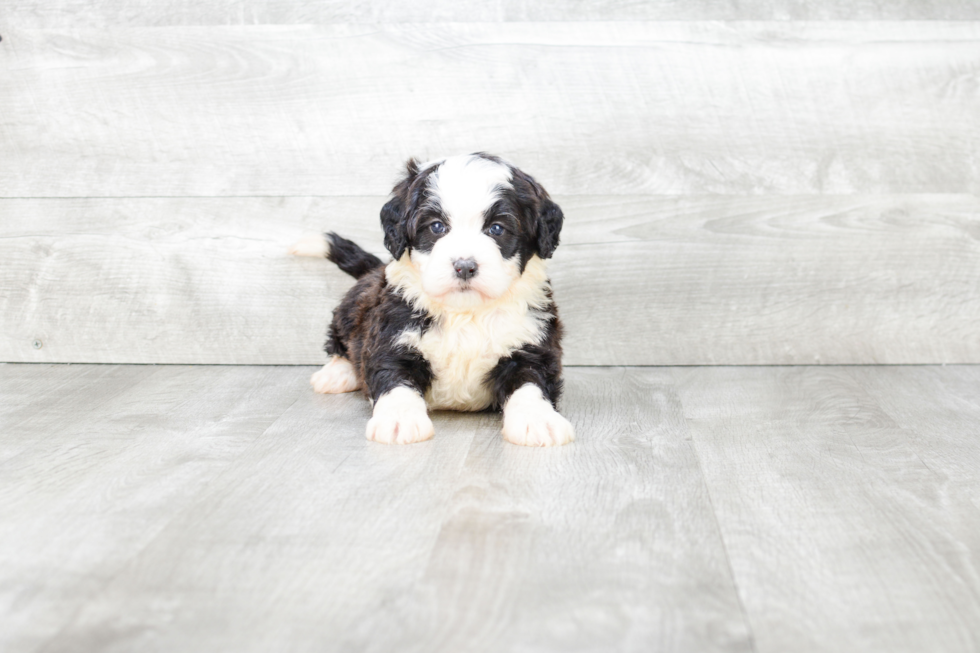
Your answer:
381,153 -> 564,309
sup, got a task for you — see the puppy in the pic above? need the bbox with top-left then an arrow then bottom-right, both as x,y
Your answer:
290,153 -> 573,447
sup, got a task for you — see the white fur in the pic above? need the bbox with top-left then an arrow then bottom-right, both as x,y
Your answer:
502,383 -> 575,447
430,155 -> 512,231
411,155 -> 518,309
388,255 -> 553,411
311,356 -> 359,394
288,234 -> 328,257
366,386 -> 434,444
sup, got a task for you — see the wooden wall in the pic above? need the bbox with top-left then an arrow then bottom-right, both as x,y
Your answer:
2,5 -> 979,365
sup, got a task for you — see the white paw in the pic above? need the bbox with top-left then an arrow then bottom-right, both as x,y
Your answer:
502,384 -> 575,447
288,233 -> 328,257
311,357 -> 359,394
366,386 -> 434,445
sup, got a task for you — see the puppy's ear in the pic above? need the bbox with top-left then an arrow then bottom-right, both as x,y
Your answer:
380,196 -> 408,260
380,158 -> 421,260
536,198 -> 564,259
511,167 -> 564,259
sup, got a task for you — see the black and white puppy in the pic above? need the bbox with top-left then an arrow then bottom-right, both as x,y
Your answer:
290,153 -> 573,447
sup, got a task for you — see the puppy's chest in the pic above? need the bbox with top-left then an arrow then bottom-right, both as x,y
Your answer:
404,307 -> 547,411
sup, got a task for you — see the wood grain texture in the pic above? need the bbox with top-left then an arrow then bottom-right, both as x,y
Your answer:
3,195 -> 979,365
5,364 -> 980,651
1,22 -> 978,197
5,0 -> 980,27
21,371 -> 483,653
349,368 -> 751,652
0,365 -> 306,653
673,366 -> 980,653
0,197 -> 366,365
0,364 -> 157,463
0,363 -> 109,419
3,365 -> 752,653
555,194 -> 980,365
849,365 -> 980,493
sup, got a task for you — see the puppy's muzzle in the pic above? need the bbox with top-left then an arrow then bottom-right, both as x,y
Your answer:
453,258 -> 478,281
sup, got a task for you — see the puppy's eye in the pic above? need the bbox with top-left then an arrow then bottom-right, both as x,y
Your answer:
429,221 -> 446,234
487,223 -> 504,237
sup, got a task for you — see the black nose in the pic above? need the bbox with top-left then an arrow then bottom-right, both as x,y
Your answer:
453,258 -> 478,280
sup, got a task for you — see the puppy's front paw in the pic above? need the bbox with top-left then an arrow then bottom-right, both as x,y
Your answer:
311,357 -> 359,394
366,386 -> 434,445
502,384 -> 575,447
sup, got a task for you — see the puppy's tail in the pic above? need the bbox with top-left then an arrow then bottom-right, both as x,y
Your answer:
325,232 -> 385,278
288,232 -> 384,279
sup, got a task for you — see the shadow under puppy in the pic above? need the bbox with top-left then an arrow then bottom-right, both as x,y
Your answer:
291,153 -> 573,447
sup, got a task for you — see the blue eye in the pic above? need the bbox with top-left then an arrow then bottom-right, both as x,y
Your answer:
487,224 -> 504,236
430,221 -> 446,234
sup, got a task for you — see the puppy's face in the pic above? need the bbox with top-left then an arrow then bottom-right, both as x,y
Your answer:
381,153 -> 564,309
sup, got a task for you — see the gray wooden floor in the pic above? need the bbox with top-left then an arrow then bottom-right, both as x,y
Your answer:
2,363 -> 979,653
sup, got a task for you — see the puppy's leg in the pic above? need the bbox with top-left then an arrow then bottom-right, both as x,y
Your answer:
362,339 -> 434,444
311,356 -> 359,394
501,383 -> 574,447
366,386 -> 434,444
487,330 -> 573,446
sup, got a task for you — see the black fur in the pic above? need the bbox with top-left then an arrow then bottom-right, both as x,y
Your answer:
324,267 -> 434,401
380,195 -> 409,260
535,198 -> 564,259
325,232 -> 384,279
358,292 -> 434,401
379,158 -> 441,259
486,299 -> 563,409
412,206 -> 451,254
507,166 -> 564,261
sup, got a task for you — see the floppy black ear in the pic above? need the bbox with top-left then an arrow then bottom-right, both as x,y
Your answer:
536,198 -> 564,259
379,158 -> 421,260
380,195 -> 408,260
510,166 -> 564,260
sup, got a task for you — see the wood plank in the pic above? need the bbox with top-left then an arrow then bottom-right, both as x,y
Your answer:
5,0 -> 980,27
31,370 -> 482,653
673,366 -> 980,653
555,195 -> 980,366
849,365 -> 980,493
0,363 -> 100,415
0,364 -> 306,653
5,364 -> 978,650
0,197 -> 355,365
28,367 -> 752,652
1,22 -> 978,197
0,364 -> 158,463
3,195 -> 978,365
355,368 -> 752,652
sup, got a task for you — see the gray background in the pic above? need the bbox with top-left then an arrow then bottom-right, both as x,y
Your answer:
3,3 -> 978,365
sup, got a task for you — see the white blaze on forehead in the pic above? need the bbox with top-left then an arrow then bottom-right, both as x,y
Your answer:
408,155 -> 520,307
430,155 -> 512,230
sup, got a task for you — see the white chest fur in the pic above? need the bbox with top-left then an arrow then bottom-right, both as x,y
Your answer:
399,305 -> 549,411
387,255 -> 554,412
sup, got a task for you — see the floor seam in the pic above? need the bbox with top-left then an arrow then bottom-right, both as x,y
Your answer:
672,372 -> 760,653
